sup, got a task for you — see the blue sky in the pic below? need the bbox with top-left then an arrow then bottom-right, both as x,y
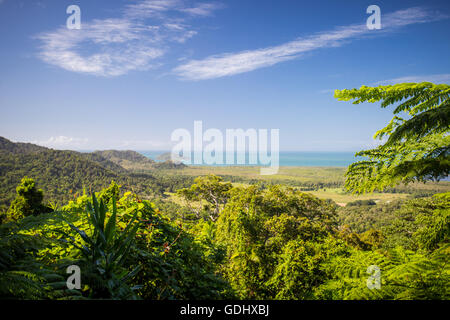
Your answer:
0,0 -> 449,151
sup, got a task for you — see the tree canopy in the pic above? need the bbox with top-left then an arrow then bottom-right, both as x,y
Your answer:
5,177 -> 52,222
335,82 -> 449,194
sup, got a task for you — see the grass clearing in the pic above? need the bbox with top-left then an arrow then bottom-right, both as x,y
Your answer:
159,165 -> 449,205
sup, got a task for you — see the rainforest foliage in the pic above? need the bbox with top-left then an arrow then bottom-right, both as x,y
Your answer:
0,176 -> 448,300
0,136 -> 193,210
335,82 -> 449,194
0,82 -> 449,300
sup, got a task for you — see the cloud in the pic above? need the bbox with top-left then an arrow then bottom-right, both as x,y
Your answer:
32,136 -> 169,150
124,0 -> 222,19
124,0 -> 182,20
376,73 -> 450,85
33,136 -> 89,149
37,19 -> 166,76
174,7 -> 446,80
117,139 -> 169,149
36,1 -> 223,76
181,2 -> 224,16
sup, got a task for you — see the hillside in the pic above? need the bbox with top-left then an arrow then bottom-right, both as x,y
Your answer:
0,137 -> 192,209
0,136 -> 47,154
92,150 -> 154,169
92,150 -> 186,171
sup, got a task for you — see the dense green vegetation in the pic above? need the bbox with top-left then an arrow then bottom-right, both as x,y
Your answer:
0,82 -> 449,300
3,177 -> 53,223
1,176 -> 448,300
0,137 -> 193,211
160,165 -> 449,203
0,182 -> 230,299
335,83 -> 449,193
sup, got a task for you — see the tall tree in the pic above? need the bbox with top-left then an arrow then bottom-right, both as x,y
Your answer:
335,82 -> 449,193
6,177 -> 52,221
177,175 -> 232,221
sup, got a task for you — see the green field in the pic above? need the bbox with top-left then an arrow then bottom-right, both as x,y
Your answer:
307,188 -> 409,206
161,166 -> 345,185
161,165 -> 450,205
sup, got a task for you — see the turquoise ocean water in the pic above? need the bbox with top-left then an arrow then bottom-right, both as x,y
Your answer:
140,151 -> 362,167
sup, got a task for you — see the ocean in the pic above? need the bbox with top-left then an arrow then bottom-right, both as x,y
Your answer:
139,151 -> 362,167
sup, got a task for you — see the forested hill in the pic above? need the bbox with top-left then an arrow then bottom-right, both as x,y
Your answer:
0,137 -> 192,209
93,150 -> 155,165
92,149 -> 155,171
92,150 -> 186,170
0,136 -> 47,154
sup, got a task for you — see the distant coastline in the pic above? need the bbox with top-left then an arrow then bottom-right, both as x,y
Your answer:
139,151 -> 362,167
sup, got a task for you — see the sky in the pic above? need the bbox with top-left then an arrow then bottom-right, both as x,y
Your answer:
0,0 -> 449,151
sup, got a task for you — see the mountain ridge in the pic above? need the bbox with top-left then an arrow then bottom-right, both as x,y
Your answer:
0,137 -> 191,209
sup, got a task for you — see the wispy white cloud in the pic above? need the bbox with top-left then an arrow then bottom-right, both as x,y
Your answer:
33,136 -> 89,149
37,19 -> 165,76
36,0 -> 223,76
376,73 -> 450,85
181,2 -> 224,16
174,7 -> 446,80
32,136 -> 171,150
117,139 -> 169,149
124,0 -> 182,20
124,0 -> 222,19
